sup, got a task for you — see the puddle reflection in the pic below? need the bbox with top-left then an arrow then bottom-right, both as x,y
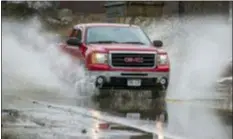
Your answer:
74,90 -> 232,139
92,90 -> 168,139
93,90 -> 168,123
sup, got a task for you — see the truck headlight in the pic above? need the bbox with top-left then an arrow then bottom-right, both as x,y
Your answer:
91,53 -> 108,64
157,54 -> 169,65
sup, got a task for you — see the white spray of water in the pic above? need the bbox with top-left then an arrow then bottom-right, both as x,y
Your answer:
146,15 -> 232,100
145,15 -> 232,139
2,17 -> 91,108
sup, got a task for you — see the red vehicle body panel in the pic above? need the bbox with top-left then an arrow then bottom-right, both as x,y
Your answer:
60,23 -> 170,72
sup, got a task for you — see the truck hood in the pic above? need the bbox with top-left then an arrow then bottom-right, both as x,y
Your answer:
88,44 -> 166,53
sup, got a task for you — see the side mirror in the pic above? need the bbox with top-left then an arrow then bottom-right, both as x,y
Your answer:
153,40 -> 163,48
66,38 -> 82,46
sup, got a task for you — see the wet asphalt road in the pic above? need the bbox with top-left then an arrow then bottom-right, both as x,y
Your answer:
2,89 -> 232,139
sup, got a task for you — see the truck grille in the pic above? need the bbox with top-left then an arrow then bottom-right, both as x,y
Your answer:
111,53 -> 155,68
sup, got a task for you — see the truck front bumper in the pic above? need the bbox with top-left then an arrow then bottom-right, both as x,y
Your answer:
89,71 -> 169,90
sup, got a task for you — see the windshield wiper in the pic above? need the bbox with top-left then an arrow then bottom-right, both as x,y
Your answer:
87,41 -> 119,44
120,41 -> 145,45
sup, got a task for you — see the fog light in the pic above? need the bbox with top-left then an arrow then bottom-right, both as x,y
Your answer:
97,77 -> 104,84
160,78 -> 167,85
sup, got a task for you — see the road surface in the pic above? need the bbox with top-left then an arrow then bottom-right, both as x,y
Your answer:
2,89 -> 232,139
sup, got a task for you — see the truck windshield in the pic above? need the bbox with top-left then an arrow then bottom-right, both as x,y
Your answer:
86,26 -> 152,46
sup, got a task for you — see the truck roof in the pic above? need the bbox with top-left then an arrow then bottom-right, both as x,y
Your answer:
74,23 -> 139,29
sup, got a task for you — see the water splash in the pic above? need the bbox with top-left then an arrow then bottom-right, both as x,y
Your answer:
145,15 -> 232,139
145,15 -> 232,100
2,17 -> 91,108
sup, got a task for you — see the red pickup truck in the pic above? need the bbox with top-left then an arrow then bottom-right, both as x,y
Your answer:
60,23 -> 170,98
